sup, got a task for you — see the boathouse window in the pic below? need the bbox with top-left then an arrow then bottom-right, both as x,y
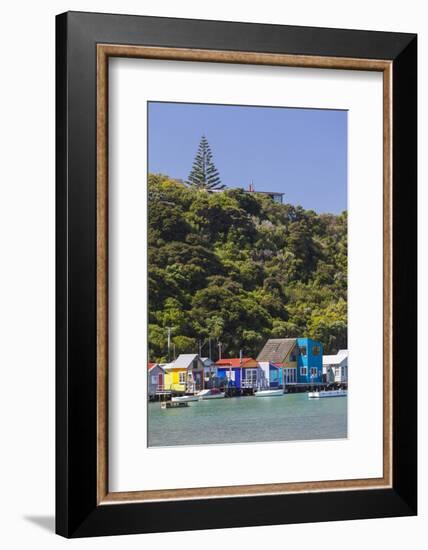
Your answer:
300,367 -> 307,376
226,370 -> 235,382
299,346 -> 307,356
179,372 -> 186,384
290,353 -> 296,361
310,367 -> 318,376
245,369 -> 258,386
312,346 -> 320,356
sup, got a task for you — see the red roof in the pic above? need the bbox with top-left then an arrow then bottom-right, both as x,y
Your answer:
215,358 -> 256,367
148,362 -> 157,370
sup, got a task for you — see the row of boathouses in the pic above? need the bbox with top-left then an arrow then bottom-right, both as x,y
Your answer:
148,337 -> 348,398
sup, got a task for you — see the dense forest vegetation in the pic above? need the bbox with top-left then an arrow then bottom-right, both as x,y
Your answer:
148,173 -> 347,362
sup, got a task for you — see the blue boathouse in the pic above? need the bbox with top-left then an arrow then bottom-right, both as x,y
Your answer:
296,337 -> 323,384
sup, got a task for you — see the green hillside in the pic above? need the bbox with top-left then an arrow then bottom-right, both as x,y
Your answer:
148,173 -> 347,362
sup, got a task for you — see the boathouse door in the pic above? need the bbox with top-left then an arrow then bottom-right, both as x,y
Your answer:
285,368 -> 297,384
158,372 -> 164,390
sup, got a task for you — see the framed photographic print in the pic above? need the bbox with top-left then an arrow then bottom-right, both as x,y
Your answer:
56,11 -> 417,538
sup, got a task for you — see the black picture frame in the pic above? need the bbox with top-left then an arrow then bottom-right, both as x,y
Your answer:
56,11 -> 417,538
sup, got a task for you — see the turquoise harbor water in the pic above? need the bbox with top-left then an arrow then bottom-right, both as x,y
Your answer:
148,393 -> 347,447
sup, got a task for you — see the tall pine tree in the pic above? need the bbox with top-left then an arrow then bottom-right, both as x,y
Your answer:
187,135 -> 224,190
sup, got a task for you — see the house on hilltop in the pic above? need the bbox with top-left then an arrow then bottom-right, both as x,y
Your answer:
245,182 -> 284,203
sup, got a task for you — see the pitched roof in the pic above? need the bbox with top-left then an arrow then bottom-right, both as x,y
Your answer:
322,349 -> 348,366
148,362 -> 157,370
256,338 -> 297,363
216,358 -> 257,367
168,354 -> 200,370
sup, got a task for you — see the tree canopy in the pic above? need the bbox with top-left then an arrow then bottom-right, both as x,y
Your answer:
148,173 -> 347,362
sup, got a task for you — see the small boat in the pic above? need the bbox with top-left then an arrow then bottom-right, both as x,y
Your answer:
308,389 -> 347,399
171,394 -> 199,403
160,401 -> 189,409
197,388 -> 225,400
254,389 -> 284,397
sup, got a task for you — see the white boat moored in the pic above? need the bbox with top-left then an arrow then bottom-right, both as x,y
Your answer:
308,389 -> 347,399
254,389 -> 284,397
171,395 -> 199,403
197,389 -> 225,400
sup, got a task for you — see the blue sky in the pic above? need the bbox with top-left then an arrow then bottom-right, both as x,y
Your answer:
148,102 -> 347,214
